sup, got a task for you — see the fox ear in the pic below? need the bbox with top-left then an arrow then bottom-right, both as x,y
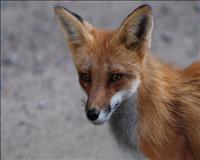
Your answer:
54,6 -> 93,48
117,4 -> 153,50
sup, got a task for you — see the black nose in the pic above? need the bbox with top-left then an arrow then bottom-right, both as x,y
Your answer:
86,108 -> 100,121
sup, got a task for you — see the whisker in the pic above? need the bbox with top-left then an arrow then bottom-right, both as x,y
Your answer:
80,94 -> 87,108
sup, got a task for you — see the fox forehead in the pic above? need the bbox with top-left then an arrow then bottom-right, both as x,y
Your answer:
73,29 -> 140,73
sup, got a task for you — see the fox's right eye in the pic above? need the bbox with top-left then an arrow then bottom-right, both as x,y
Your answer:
109,73 -> 124,83
79,73 -> 91,83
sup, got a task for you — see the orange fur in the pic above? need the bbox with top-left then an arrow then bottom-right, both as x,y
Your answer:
138,56 -> 200,159
55,4 -> 200,159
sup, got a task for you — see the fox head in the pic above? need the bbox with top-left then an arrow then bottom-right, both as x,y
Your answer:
54,4 -> 153,124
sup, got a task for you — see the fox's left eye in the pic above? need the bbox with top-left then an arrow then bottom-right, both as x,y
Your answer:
79,73 -> 91,83
110,73 -> 124,83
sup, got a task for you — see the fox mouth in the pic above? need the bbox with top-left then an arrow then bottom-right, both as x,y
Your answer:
92,103 -> 120,125
84,85 -> 139,125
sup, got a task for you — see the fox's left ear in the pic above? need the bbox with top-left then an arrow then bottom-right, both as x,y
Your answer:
117,4 -> 153,51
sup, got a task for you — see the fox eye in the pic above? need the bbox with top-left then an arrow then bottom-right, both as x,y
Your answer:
110,73 -> 123,83
79,73 -> 91,83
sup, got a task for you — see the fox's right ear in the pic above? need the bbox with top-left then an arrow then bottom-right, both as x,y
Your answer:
54,6 -> 93,49
117,4 -> 153,51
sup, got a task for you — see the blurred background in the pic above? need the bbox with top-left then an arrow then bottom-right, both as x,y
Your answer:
1,1 -> 200,160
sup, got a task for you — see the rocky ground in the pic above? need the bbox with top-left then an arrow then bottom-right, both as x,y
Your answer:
1,1 -> 200,160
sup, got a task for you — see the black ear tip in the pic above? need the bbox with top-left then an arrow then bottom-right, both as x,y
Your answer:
136,4 -> 152,11
54,5 -> 83,23
54,5 -> 70,12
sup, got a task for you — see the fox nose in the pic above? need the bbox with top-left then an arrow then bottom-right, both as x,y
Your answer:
86,108 -> 100,121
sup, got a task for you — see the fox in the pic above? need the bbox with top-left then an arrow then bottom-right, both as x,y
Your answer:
54,4 -> 200,160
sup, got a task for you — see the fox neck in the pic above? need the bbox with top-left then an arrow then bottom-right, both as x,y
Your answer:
137,54 -> 189,159
110,54 -> 189,159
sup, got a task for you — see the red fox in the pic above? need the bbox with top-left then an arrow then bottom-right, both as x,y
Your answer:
54,4 -> 200,160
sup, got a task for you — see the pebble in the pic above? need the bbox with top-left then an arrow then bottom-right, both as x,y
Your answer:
38,99 -> 48,109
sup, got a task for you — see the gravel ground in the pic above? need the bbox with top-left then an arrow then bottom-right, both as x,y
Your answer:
1,1 -> 200,160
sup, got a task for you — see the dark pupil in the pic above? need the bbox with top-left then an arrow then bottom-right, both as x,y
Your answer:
111,74 -> 121,82
81,73 -> 90,82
